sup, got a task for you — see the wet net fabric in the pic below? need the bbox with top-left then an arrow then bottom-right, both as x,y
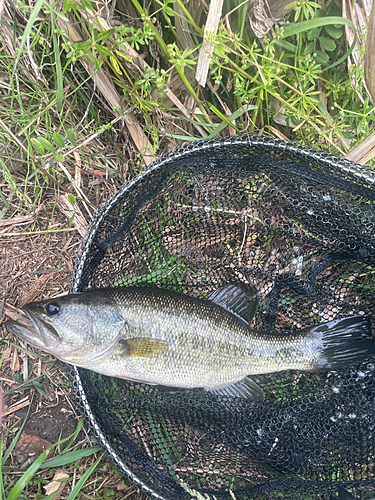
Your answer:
68,135 -> 375,499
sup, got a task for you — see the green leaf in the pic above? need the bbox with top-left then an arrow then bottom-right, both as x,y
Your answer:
33,380 -> 46,394
328,9 -> 343,26
54,10 -> 70,21
52,152 -> 65,162
53,132 -> 65,147
67,193 -> 76,206
36,136 -> 54,152
31,138 -> 45,154
319,36 -> 336,51
304,41 -> 315,55
67,128 -> 77,146
63,0 -> 73,12
10,375 -> 45,393
281,16 -> 355,38
96,28 -> 116,42
97,45 -> 113,57
314,50 -> 329,64
12,373 -> 23,383
81,0 -> 94,10
275,39 -> 296,54
313,7 -> 325,16
324,24 -> 342,39
75,40 -> 92,50
308,27 -> 320,40
323,35 -> 356,70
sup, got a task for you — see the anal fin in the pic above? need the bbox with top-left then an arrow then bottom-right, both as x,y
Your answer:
205,377 -> 264,402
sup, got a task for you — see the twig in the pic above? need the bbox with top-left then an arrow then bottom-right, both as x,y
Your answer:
3,399 -> 30,416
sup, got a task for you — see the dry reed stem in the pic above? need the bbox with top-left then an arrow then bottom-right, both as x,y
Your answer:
195,0 -> 224,87
345,129 -> 375,164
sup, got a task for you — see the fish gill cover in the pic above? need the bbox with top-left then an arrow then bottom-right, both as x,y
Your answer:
68,135 -> 375,499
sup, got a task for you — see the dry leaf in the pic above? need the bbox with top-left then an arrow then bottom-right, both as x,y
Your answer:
13,433 -> 52,467
43,471 -> 69,498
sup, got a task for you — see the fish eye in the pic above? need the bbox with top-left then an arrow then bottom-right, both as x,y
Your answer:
45,303 -> 60,316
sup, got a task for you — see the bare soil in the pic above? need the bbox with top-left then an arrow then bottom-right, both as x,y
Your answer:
0,204 -> 85,456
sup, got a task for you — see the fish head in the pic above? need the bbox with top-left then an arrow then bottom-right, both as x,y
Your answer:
6,293 -> 126,366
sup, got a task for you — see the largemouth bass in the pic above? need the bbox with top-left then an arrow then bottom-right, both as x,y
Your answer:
5,285 -> 375,401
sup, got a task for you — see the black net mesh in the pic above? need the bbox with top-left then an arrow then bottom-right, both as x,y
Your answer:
67,135 -> 375,499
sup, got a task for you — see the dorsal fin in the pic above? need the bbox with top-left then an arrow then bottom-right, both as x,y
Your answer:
206,283 -> 258,325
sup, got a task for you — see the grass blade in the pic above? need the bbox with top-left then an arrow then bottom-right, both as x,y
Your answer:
2,393 -> 34,465
207,105 -> 255,139
281,16 -> 355,38
39,445 -> 102,469
323,36 -> 356,71
14,0 -> 46,68
50,0 -> 63,112
0,435 -> 5,500
61,416 -> 85,454
66,453 -> 104,500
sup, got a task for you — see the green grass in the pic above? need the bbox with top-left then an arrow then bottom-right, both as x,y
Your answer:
1,406 -> 102,499
0,399 -> 140,498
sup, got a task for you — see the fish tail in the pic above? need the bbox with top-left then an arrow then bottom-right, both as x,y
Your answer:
318,315 -> 375,369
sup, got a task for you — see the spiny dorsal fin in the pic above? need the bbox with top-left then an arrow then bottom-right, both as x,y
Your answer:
206,283 -> 258,325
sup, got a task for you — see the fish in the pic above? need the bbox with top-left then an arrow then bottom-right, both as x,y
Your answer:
5,284 -> 375,401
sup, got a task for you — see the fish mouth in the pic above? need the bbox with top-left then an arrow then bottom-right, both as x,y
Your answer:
5,309 -> 59,351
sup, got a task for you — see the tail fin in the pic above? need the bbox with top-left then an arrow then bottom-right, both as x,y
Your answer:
316,315 -> 375,369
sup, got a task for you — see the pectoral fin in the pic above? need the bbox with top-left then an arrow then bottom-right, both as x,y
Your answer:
120,338 -> 169,358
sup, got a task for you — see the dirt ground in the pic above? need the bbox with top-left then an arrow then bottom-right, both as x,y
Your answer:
0,204 -> 83,449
